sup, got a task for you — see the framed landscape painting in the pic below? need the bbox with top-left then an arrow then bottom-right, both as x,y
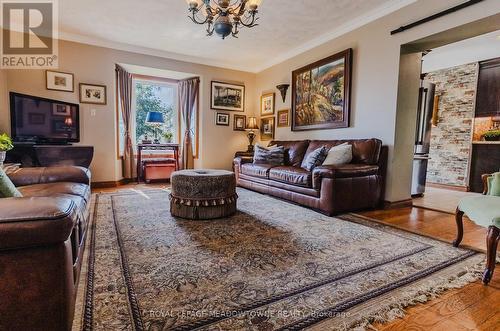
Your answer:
292,48 -> 352,131
211,81 -> 245,112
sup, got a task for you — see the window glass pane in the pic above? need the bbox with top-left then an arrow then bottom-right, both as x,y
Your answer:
134,80 -> 177,145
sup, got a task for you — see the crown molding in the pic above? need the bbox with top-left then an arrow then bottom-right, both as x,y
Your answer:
58,31 -> 257,73
57,0 -> 417,74
253,0 -> 418,72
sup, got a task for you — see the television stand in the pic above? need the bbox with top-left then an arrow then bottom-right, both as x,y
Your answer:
6,144 -> 94,168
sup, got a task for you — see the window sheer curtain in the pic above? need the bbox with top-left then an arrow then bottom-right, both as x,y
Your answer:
116,64 -> 136,179
178,77 -> 200,169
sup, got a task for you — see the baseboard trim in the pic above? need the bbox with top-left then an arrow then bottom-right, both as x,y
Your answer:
383,199 -> 413,209
91,178 -> 132,188
426,182 -> 469,192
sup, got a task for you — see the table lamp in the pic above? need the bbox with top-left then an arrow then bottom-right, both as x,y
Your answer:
245,116 -> 259,153
146,111 -> 164,144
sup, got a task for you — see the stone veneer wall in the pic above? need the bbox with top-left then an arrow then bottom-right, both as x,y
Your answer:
424,62 -> 477,187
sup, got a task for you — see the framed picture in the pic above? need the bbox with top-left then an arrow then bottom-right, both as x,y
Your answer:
260,92 -> 275,116
79,83 -> 107,105
260,117 -> 275,141
215,112 -> 230,126
211,81 -> 245,112
233,114 -> 246,131
292,48 -> 352,131
52,103 -> 71,116
277,109 -> 289,127
46,70 -> 74,92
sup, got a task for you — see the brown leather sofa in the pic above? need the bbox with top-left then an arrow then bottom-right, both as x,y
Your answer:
234,139 -> 387,215
0,166 -> 91,331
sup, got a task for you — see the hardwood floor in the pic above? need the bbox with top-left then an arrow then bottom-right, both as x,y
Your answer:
92,184 -> 500,330
360,207 -> 500,330
412,187 -> 481,214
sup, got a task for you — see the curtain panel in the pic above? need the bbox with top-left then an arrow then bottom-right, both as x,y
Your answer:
178,77 -> 200,169
116,65 -> 136,179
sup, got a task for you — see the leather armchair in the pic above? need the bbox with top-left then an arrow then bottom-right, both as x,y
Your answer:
0,166 -> 91,330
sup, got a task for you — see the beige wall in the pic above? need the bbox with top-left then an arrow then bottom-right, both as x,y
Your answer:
1,40 -> 256,182
0,70 -> 7,134
255,0 -> 500,202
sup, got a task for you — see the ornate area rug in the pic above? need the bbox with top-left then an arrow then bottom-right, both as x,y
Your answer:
73,188 -> 483,331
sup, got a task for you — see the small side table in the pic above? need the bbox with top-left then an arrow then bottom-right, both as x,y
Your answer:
234,150 -> 253,161
137,144 -> 179,183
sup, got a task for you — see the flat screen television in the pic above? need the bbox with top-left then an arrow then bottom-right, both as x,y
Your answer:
10,92 -> 80,144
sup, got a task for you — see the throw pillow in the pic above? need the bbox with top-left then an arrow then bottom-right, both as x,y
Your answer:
253,145 -> 285,165
0,168 -> 22,198
487,172 -> 500,197
322,143 -> 353,166
301,146 -> 328,171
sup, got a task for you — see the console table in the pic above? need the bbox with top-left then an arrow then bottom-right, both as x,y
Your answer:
6,144 -> 94,168
136,143 -> 180,183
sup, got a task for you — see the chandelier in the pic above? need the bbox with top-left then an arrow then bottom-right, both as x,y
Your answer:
186,0 -> 262,39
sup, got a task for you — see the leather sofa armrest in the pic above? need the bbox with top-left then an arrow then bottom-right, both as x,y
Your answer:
8,166 -> 91,187
312,166 -> 336,189
312,164 -> 380,189
233,156 -> 253,170
0,197 -> 78,250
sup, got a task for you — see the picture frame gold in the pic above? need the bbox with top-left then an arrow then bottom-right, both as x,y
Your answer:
260,116 -> 275,141
277,109 -> 289,127
260,92 -> 275,116
292,48 -> 352,131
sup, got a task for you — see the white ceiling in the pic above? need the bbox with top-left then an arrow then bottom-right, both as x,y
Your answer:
422,30 -> 500,73
59,0 -> 416,73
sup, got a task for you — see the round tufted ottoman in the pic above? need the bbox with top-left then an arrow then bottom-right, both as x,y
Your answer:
169,169 -> 237,220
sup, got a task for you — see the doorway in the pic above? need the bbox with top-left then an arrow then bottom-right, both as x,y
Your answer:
394,14 -> 500,213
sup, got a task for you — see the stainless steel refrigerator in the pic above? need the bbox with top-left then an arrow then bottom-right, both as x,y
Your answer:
411,81 -> 435,196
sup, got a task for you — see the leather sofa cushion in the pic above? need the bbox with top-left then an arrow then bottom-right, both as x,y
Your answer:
270,140 -> 310,167
269,166 -> 312,187
241,163 -> 275,179
303,139 -> 382,165
18,182 -> 91,203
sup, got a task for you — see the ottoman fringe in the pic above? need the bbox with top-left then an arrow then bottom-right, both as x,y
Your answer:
169,193 -> 238,207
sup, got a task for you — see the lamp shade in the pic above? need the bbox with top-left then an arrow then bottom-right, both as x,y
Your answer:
145,111 -> 164,124
245,116 -> 259,130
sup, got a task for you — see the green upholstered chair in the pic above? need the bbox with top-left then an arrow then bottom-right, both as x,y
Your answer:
454,173 -> 500,284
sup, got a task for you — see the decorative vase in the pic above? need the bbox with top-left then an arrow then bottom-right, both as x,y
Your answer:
0,151 -> 6,166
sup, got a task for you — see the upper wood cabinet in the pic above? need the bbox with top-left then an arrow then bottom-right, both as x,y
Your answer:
475,58 -> 500,117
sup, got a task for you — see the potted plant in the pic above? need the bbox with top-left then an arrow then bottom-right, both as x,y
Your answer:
163,132 -> 174,143
0,133 -> 14,165
483,130 -> 500,142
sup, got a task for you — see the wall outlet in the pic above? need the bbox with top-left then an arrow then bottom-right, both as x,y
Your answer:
91,109 -> 97,116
